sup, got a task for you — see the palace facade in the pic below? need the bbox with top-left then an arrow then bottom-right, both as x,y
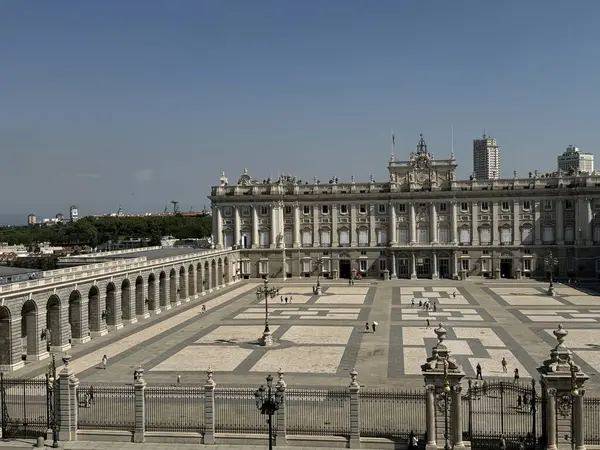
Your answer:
208,135 -> 600,280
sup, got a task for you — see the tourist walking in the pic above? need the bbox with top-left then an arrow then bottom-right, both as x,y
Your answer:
411,298 -> 415,307
365,322 -> 370,332
499,434 -> 507,450
407,430 -> 418,449
281,296 -> 283,303
518,437 -> 525,450
453,292 -> 456,298
89,385 -> 95,405
101,355 -> 107,370
426,319 -> 431,330
372,321 -> 378,333
514,368 -> 520,383
285,297 -> 288,304
476,363 -> 483,380
433,303 -> 437,312
502,357 -> 507,373
290,296 -> 293,303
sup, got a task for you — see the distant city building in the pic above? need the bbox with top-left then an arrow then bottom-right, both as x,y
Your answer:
558,145 -> 594,174
472,134 -> 500,180
55,213 -> 64,222
70,205 -> 79,222
27,214 -> 36,226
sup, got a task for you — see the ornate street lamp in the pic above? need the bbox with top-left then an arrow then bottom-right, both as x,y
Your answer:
256,278 -> 279,346
544,252 -> 559,285
443,357 -> 451,450
569,360 -> 579,450
46,353 -> 58,448
254,374 -> 284,450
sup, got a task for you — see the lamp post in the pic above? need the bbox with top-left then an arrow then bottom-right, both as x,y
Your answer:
569,361 -> 579,450
254,374 -> 283,450
312,256 -> 324,294
544,252 -> 558,285
256,278 -> 279,346
47,353 -> 58,448
443,357 -> 451,450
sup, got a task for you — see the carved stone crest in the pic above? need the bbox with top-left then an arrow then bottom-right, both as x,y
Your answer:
435,392 -> 452,412
556,394 -> 572,418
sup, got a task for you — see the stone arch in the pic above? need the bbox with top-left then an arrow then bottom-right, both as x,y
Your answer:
196,263 -> 203,294
68,290 -> 84,343
45,294 -> 62,350
135,276 -> 145,316
224,256 -> 230,284
438,251 -> 451,258
211,259 -> 217,289
106,283 -> 117,327
217,258 -> 223,287
188,264 -> 195,297
121,279 -> 132,321
178,266 -> 187,301
159,271 -> 168,307
148,273 -> 157,311
0,306 -> 13,368
169,268 -> 177,304
21,299 -> 39,360
501,251 -> 513,258
204,261 -> 210,292
88,285 -> 102,336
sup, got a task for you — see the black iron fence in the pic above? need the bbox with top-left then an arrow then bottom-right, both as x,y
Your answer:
0,374 -> 49,439
285,388 -> 351,437
214,387 -> 269,434
77,384 -> 135,431
360,389 -> 426,441
585,397 -> 600,444
145,386 -> 205,433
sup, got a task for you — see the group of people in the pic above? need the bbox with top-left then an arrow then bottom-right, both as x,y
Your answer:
280,295 -> 293,303
475,359 -> 520,382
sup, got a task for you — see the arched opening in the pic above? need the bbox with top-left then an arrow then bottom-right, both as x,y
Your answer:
148,273 -> 157,311
159,271 -> 168,307
211,260 -> 217,289
21,299 -> 38,359
135,276 -> 144,315
0,306 -> 13,367
204,261 -> 210,292
217,258 -> 223,287
224,257 -> 230,284
196,263 -> 203,294
169,268 -> 177,304
188,264 -> 195,297
88,286 -> 100,334
106,283 -> 117,327
68,290 -> 83,343
121,279 -> 132,321
46,295 -> 62,351
178,267 -> 186,301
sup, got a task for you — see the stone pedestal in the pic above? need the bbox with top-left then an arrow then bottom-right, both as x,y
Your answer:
494,267 -> 501,279
133,367 -> 146,443
259,329 -> 273,347
539,324 -> 588,450
422,323 -> 466,450
56,354 -> 78,442
547,283 -> 556,296
331,269 -> 339,280
204,368 -> 216,444
382,269 -> 389,281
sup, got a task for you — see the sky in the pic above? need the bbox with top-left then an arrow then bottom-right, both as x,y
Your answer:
1,1 -> 599,222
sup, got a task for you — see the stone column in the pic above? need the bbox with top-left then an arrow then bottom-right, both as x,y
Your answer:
421,323 -> 466,450
451,201 -> 458,244
312,204 -> 320,247
425,385 -> 436,449
133,367 -> 146,443
54,305 -> 71,352
513,200 -> 521,246
332,204 -> 339,247
430,202 -> 438,244
452,251 -> 459,279
432,251 -> 438,279
215,206 -> 223,249
179,270 -> 189,302
252,205 -> 259,249
271,203 -> 278,249
350,204 -> 358,247
534,200 -> 542,245
585,197 -> 593,245
234,206 -> 241,248
471,201 -> 479,245
410,252 -> 417,279
204,367 -> 216,445
556,199 -> 564,245
389,202 -> 397,245
539,324 -> 589,450
348,369 -> 360,448
390,253 -> 397,279
56,354 -> 78,441
369,204 -> 376,247
74,299 -> 91,344
492,201 -> 499,245
409,202 -> 417,244
274,369 -> 287,446
293,202 -> 300,248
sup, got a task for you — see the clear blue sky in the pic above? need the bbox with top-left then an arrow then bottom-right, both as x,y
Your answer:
1,1 -> 599,220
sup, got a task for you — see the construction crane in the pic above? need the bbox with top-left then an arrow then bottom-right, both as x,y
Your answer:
170,200 -> 180,214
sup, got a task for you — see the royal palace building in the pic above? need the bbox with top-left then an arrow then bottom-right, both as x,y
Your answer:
209,135 -> 600,280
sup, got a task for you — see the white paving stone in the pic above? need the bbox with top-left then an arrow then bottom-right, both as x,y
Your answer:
468,349 -> 531,378
403,347 -> 429,374
453,327 -> 505,347
326,287 -> 370,295
500,296 -> 563,306
490,288 -> 542,296
572,350 -> 600,374
445,340 -> 474,356
314,294 -> 367,304
563,296 -> 600,306
436,298 -> 469,305
400,287 -> 425,294
234,313 -> 267,319
196,325 -> 279,344
421,292 -> 441,298
554,287 -> 589,296
276,288 -> 312,295
152,345 -> 252,372
431,287 -> 458,292
260,294 -> 312,304
545,329 -> 600,349
402,327 -> 436,346
251,347 -> 345,373
281,325 -> 353,345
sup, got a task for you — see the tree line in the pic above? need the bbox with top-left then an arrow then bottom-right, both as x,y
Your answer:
0,214 -> 213,247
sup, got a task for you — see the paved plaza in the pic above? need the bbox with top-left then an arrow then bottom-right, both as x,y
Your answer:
13,279 -> 600,393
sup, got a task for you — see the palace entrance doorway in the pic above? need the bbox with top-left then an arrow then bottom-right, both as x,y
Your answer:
416,257 -> 431,278
439,258 -> 450,279
339,259 -> 351,279
501,258 -> 513,278
397,258 -> 409,278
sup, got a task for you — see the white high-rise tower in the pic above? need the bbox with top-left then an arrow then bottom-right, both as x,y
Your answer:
472,133 -> 500,180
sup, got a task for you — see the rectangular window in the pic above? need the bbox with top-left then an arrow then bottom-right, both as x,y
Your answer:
398,228 -> 408,244
377,230 -> 387,245
565,200 -> 573,210
378,204 -> 386,214
302,260 -> 311,273
379,259 -> 386,271
260,206 -> 269,216
522,201 -> 531,211
284,206 -> 292,215
481,259 -> 489,272
301,230 -> 312,246
339,229 -> 350,245
481,201 -> 489,212
461,259 -> 470,271
322,205 -> 329,214
438,228 -> 449,243
521,227 -> 532,244
259,231 -> 269,248
359,204 -> 367,214
460,202 -> 469,212
359,260 -> 367,272
242,261 -> 251,274
439,203 -> 447,212
398,204 -> 406,213
284,230 -> 293,247
241,231 -> 251,248
418,227 -> 429,244
523,260 -> 531,271
479,228 -> 491,245
543,226 -> 554,243
501,201 -> 510,211
259,261 -> 268,274
303,205 -> 310,215
320,230 -> 331,246
565,226 -> 574,243
460,228 -> 471,244
358,229 -> 369,245
340,204 -> 348,214
223,232 -> 234,247
500,227 -> 511,244
544,200 -> 552,211
566,259 -> 574,272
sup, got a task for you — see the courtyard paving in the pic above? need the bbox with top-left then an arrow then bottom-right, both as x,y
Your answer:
13,278 -> 600,394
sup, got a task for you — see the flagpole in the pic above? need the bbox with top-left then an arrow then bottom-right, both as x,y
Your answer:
391,129 -> 395,158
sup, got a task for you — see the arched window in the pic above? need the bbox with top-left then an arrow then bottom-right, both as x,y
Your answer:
339,228 -> 350,246
397,227 -> 408,244
500,226 -> 512,244
521,225 -> 533,244
301,229 -> 312,246
377,229 -> 388,245
479,227 -> 491,245
320,229 -> 331,247
358,228 -> 369,246
459,226 -> 470,245
438,226 -> 449,244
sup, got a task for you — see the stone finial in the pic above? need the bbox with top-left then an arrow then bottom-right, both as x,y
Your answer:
276,367 -> 286,389
434,323 -> 447,346
206,366 -> 215,387
349,368 -> 359,387
62,353 -> 72,368
553,324 -> 568,349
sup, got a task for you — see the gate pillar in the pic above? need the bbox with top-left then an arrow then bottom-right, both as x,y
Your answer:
422,323 -> 466,450
540,324 -> 588,450
57,354 -> 78,441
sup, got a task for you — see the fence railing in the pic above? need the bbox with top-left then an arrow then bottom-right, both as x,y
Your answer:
0,376 -> 49,439
285,388 -> 350,437
77,385 -> 135,431
585,397 -> 600,444
214,388 -> 268,434
145,386 -> 205,433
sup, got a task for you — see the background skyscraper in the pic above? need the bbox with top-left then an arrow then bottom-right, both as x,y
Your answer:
472,133 -> 500,180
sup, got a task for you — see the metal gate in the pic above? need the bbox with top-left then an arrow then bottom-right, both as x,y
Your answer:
0,373 -> 53,439
463,379 -> 544,449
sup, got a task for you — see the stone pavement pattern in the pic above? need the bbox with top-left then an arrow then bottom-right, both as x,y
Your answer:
12,278 -> 600,393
